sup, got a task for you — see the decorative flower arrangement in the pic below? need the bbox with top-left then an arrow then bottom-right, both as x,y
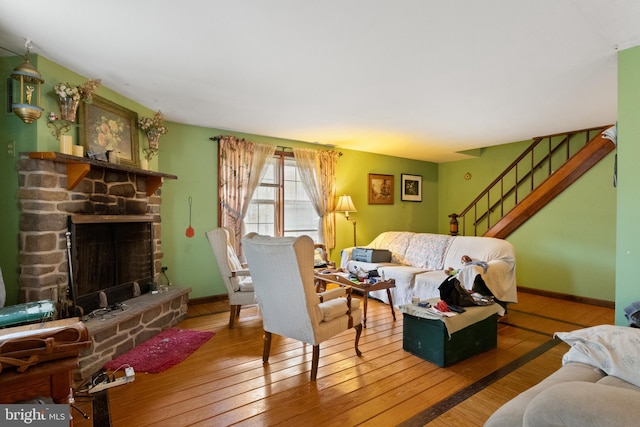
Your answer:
78,79 -> 101,103
138,110 -> 168,161
138,110 -> 168,135
53,82 -> 80,101
53,78 -> 101,102
52,79 -> 101,122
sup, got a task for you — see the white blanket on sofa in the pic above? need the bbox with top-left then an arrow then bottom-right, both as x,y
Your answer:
457,262 -> 516,303
341,231 -> 517,306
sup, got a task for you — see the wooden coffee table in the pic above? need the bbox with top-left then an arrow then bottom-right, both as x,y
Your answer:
314,271 -> 396,328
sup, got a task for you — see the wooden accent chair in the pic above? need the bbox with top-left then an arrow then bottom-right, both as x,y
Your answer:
242,233 -> 363,381
205,228 -> 255,328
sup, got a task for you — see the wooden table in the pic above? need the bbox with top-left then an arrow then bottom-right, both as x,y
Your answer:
314,271 -> 396,328
0,318 -> 90,404
0,357 -> 77,403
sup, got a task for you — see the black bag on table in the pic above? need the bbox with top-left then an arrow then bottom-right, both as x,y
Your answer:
438,275 -> 477,307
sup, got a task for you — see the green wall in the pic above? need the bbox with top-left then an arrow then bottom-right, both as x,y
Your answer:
616,45 -> 640,325
332,149 -> 438,254
438,141 -> 530,235
158,125 -> 439,299
0,55 -> 36,305
438,140 -> 617,302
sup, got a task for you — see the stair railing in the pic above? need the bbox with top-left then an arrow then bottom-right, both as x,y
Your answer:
450,125 -> 611,236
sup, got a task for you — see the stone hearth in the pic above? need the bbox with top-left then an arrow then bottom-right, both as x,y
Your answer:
77,288 -> 190,380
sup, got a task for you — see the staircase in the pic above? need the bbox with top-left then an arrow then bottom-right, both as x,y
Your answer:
451,125 -> 615,239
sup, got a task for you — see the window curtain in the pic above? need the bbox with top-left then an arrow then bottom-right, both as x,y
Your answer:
218,136 -> 275,251
292,147 -> 339,249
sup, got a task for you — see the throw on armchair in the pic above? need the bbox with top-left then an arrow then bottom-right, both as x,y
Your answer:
242,233 -> 363,381
205,228 -> 255,328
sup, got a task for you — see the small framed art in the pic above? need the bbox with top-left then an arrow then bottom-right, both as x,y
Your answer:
401,174 -> 422,202
79,95 -> 139,167
368,173 -> 394,204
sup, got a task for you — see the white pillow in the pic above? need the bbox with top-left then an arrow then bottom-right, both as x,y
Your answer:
314,248 -> 326,267
555,325 -> 640,387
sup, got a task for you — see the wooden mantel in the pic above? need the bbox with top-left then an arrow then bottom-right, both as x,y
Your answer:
28,152 -> 178,196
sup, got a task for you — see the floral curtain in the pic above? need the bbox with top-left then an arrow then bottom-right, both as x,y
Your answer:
218,136 -> 275,251
292,147 -> 339,248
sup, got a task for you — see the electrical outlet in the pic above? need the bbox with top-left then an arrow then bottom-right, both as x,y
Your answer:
6,141 -> 15,158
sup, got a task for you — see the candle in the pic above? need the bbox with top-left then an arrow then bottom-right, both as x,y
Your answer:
108,151 -> 118,164
59,135 -> 72,154
72,145 -> 84,157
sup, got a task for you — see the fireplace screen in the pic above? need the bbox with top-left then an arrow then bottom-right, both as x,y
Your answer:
69,216 -> 154,315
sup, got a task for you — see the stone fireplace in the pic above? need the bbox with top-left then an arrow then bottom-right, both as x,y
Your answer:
17,152 -> 190,379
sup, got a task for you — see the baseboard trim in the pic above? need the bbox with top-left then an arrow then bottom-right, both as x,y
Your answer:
518,286 -> 614,309
187,294 -> 228,305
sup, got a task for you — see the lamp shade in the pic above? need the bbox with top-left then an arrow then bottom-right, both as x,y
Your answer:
335,195 -> 357,213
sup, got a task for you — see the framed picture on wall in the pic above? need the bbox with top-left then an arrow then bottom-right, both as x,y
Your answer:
401,174 -> 422,202
368,173 -> 394,204
79,95 -> 139,167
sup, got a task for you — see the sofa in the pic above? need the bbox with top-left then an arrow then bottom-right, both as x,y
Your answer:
485,324 -> 640,426
340,231 -> 517,307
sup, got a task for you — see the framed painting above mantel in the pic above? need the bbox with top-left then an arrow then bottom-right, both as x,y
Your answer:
79,95 -> 139,167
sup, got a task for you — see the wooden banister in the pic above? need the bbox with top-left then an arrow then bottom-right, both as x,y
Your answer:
452,124 -> 613,237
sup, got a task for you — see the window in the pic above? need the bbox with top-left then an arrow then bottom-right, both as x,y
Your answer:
245,153 -> 320,241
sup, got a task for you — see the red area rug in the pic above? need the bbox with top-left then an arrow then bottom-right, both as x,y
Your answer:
104,328 -> 215,373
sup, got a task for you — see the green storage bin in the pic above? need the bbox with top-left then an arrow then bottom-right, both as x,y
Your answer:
402,312 -> 498,367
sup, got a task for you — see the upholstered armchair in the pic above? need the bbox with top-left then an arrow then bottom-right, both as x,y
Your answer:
205,228 -> 255,328
242,233 -> 363,381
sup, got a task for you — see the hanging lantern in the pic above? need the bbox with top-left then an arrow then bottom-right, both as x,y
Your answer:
10,45 -> 44,124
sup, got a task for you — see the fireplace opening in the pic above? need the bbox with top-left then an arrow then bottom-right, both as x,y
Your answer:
69,215 -> 156,315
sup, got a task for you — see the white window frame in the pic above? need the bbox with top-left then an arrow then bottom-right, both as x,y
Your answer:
245,152 -> 319,240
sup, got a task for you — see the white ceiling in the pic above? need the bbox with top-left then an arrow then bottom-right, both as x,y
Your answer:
1,1 -> 639,162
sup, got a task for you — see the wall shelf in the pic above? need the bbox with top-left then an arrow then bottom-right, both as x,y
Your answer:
27,152 -> 178,195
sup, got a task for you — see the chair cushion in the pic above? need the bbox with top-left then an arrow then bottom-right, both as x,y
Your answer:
227,245 -> 243,271
317,298 -> 361,322
237,277 -> 254,292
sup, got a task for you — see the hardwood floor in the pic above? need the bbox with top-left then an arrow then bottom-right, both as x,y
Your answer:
77,291 -> 613,426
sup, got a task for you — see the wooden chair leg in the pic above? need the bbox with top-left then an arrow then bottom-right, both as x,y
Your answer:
263,331 -> 272,363
354,324 -> 363,356
311,345 -> 320,381
228,305 -> 239,329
